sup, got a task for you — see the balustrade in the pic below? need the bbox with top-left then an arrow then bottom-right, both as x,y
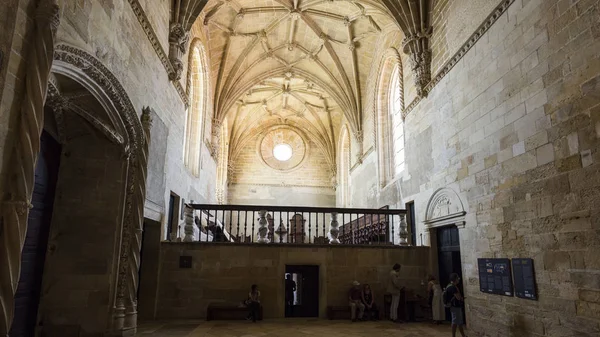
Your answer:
182,204 -> 411,246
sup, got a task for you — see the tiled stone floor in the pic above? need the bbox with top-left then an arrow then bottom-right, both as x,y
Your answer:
136,319 -> 450,337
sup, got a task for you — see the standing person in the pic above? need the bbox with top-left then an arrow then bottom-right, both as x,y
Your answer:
348,281 -> 365,322
361,284 -> 379,320
285,274 -> 296,317
247,284 -> 261,322
387,263 -> 403,322
427,275 -> 445,324
445,273 -> 466,337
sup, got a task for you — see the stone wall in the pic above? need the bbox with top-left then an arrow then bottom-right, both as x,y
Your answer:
53,0 -> 217,236
351,0 -> 600,335
156,243 -> 431,319
429,0 -> 504,75
228,135 -> 335,207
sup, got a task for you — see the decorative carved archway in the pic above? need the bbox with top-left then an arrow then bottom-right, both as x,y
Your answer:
424,187 -> 466,229
51,44 -> 149,334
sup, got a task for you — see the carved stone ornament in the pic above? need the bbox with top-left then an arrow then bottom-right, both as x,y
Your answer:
168,23 -> 189,81
424,187 -> 466,229
402,0 -> 517,117
52,44 -> 147,333
0,1 -> 59,334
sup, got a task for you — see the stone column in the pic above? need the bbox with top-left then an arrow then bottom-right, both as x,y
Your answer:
183,204 -> 195,242
257,210 -> 270,243
329,212 -> 340,244
0,1 -> 60,335
399,214 -> 409,246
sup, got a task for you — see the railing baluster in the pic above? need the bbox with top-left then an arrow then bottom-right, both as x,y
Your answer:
391,214 -> 395,245
236,210 -> 240,241
341,212 -> 345,245
377,213 -> 381,245
252,211 -> 256,242
279,211 -> 282,243
244,211 -> 248,242
308,212 -> 312,243
322,212 -> 326,243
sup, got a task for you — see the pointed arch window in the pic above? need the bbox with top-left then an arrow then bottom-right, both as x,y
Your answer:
184,45 -> 208,176
338,127 -> 351,207
389,65 -> 405,176
377,55 -> 405,187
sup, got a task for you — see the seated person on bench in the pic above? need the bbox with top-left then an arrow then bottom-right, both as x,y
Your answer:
349,281 -> 365,322
245,284 -> 261,322
362,283 -> 379,320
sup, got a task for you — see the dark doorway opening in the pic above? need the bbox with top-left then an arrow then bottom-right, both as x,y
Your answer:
10,130 -> 61,337
284,265 -> 319,317
137,218 -> 162,320
436,225 -> 464,323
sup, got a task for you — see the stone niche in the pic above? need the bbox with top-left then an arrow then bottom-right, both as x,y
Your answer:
156,243 -> 431,319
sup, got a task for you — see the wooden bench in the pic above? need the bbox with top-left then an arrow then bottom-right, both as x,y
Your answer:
206,303 -> 263,321
326,306 -> 350,320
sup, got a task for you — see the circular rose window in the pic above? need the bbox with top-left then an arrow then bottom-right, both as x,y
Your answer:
273,143 -> 293,161
260,128 -> 306,171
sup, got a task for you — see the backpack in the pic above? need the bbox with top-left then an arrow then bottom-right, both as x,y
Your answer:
442,283 -> 454,308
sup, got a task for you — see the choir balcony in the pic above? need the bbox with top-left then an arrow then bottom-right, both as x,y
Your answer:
176,204 -> 413,246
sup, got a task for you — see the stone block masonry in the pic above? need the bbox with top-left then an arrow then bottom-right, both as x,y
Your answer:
350,0 -> 600,335
156,243 -> 431,319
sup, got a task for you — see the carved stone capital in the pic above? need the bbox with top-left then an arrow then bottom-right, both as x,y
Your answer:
168,23 -> 189,81
403,32 -> 432,98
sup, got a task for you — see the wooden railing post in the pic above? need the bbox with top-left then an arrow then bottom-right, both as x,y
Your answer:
329,212 -> 340,244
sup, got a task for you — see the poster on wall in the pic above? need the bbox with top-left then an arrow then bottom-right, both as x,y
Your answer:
477,258 -> 513,296
512,258 -> 537,300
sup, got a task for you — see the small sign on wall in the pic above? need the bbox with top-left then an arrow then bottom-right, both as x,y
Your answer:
477,258 -> 513,296
179,256 -> 192,269
512,258 -> 537,300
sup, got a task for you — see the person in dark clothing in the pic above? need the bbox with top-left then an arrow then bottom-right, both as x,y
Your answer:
285,274 -> 296,316
446,273 -> 465,337
349,281 -> 365,321
361,284 -> 378,320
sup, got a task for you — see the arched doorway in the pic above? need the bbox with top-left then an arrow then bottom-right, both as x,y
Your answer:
9,45 -> 148,336
424,188 -> 466,321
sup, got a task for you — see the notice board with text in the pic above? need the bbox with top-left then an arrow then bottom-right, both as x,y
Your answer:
477,258 -> 513,296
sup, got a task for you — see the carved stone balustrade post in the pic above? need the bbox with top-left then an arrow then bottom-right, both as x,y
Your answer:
183,204 -> 195,242
257,210 -> 270,243
329,212 -> 340,244
399,214 -> 409,246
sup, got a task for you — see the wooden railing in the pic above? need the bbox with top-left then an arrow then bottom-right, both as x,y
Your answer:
179,204 -> 411,246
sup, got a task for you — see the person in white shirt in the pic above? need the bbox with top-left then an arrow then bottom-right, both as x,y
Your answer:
387,263 -> 404,322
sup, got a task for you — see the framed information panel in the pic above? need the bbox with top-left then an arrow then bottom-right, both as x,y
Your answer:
512,258 -> 537,300
477,258 -> 513,296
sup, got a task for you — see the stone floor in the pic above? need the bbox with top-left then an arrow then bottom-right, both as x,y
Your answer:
136,319 -> 450,337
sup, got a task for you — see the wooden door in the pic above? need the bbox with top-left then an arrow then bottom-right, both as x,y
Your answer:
436,225 -> 463,322
10,131 -> 61,336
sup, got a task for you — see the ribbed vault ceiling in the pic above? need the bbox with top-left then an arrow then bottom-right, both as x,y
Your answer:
202,0 -> 401,166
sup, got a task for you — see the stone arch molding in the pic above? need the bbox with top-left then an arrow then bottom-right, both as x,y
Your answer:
424,187 -> 466,229
51,44 -> 149,333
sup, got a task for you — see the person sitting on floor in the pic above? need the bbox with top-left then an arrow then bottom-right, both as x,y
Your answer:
361,283 -> 379,320
349,281 -> 365,322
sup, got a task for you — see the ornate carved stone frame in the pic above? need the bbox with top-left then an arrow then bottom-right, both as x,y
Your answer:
424,187 -> 466,229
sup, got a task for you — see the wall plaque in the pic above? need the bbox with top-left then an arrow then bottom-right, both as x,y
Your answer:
477,258 -> 513,296
179,256 -> 192,269
512,258 -> 537,300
